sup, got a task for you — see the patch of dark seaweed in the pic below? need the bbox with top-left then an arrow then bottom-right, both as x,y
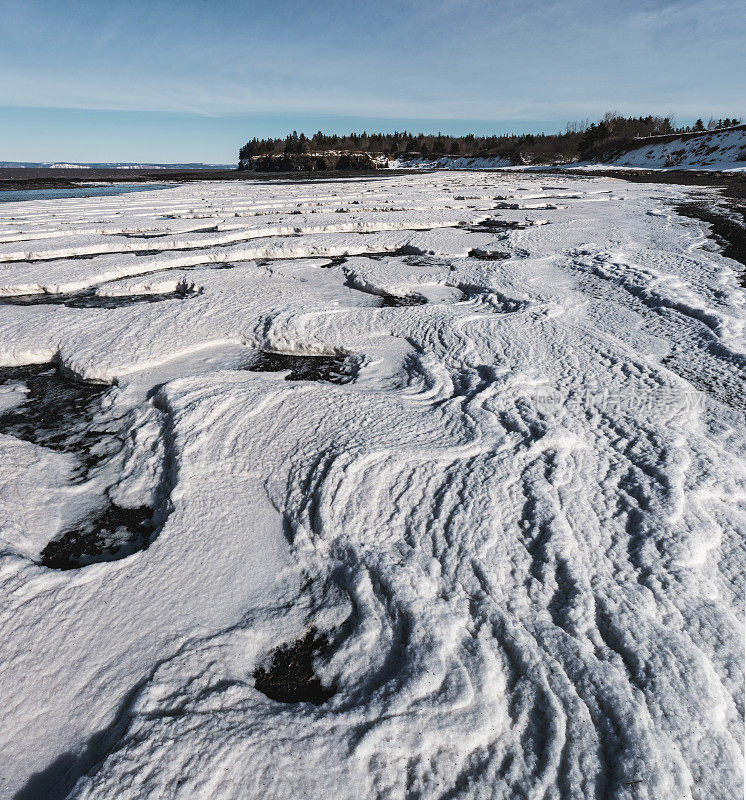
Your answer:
253,627 -> 335,705
0,285 -> 199,308
460,218 -> 529,233
39,503 -> 155,570
246,351 -> 358,384
0,363 -> 111,461
468,248 -> 511,260
380,293 -> 428,307
402,254 -> 452,268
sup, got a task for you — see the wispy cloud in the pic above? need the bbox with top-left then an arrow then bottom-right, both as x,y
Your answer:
0,0 -> 743,141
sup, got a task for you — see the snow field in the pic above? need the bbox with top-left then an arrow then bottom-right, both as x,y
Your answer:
0,172 -> 743,799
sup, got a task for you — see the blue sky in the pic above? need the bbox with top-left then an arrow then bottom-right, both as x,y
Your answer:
1,0 -> 744,163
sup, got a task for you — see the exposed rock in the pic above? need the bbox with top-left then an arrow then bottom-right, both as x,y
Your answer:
238,151 -> 389,172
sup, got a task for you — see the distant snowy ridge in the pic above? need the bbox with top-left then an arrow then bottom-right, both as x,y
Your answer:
393,127 -> 746,172
0,161 -> 235,170
585,126 -> 746,171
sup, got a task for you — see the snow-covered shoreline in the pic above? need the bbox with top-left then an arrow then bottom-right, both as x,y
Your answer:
0,172 -> 743,799
584,126 -> 746,171
392,127 -> 746,173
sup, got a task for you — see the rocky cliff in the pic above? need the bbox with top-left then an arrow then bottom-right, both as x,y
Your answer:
238,152 -> 389,172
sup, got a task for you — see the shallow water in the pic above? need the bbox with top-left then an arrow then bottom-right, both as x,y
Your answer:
0,183 -> 173,203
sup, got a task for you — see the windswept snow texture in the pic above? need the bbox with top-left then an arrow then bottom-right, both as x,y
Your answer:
0,174 -> 744,800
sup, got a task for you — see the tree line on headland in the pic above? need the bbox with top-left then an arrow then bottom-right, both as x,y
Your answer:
239,114 -> 742,165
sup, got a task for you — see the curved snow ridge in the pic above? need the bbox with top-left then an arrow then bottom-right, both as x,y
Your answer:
575,248 -> 746,353
341,264 -> 461,307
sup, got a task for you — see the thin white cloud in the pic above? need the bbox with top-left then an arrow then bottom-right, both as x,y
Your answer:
0,0 -> 743,122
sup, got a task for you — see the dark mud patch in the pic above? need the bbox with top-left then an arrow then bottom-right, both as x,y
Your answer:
0,364 -> 168,568
253,627 -> 335,705
0,285 -> 199,308
460,218 -> 529,234
403,254 -> 453,268
7,253 -> 102,264
254,255 -> 348,270
674,201 -> 746,286
40,503 -> 155,570
132,249 -> 167,257
246,351 -> 358,384
468,248 -> 511,260
380,293 -> 428,307
0,363 -> 111,463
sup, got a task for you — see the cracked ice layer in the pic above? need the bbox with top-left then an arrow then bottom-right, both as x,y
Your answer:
0,172 -> 744,800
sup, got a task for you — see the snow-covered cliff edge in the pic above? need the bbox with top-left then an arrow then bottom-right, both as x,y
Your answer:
588,126 -> 746,171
